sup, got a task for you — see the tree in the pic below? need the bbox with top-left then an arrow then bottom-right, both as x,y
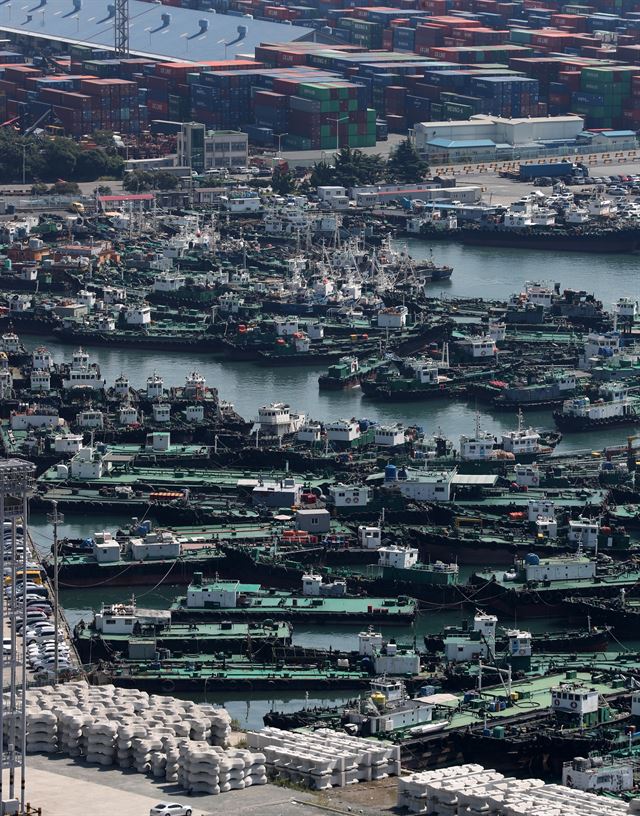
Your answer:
43,139 -> 78,179
123,170 -> 178,192
95,184 -> 112,196
386,138 -> 429,184
30,182 -> 48,195
76,149 -> 108,180
271,166 -> 294,195
123,170 -> 150,192
49,180 -> 81,195
92,130 -> 116,149
155,171 -> 178,190
310,147 -> 385,189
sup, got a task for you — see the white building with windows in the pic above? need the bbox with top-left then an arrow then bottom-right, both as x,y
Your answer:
329,484 -> 371,508
177,123 -> 248,172
385,467 -> 455,502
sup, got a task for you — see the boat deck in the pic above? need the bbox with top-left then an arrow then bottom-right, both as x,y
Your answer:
38,465 -> 329,491
475,566 -> 640,592
428,663 -> 631,732
171,593 -> 417,621
75,620 -> 292,645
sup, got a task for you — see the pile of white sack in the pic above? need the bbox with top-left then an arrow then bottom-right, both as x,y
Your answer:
247,726 -> 401,790
3,681 -> 265,796
178,743 -> 267,794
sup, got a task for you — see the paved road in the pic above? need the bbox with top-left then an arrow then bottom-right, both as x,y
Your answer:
22,755 -> 319,816
1,148 -> 638,208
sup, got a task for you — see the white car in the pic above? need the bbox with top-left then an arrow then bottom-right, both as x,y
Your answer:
150,804 -> 192,816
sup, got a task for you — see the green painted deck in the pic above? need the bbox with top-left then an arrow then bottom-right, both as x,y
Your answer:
475,566 -> 640,592
76,620 -> 292,644
429,663 -> 631,731
171,592 -> 417,619
104,443 -> 211,457
55,545 -> 224,568
38,465 -> 330,491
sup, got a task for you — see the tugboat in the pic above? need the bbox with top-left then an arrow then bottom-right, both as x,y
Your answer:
553,383 -> 640,431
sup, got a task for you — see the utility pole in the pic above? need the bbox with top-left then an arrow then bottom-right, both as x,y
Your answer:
115,0 -> 130,58
47,500 -> 64,685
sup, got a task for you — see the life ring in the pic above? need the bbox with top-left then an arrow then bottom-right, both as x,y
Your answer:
353,498 -> 359,504
161,679 -> 175,693
571,701 -> 578,709
553,698 -> 560,706
345,498 -> 351,504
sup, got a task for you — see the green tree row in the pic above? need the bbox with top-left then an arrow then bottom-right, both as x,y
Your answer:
0,130 -> 124,184
309,139 -> 429,189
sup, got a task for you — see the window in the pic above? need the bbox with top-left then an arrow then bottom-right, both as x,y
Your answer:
231,141 -> 246,151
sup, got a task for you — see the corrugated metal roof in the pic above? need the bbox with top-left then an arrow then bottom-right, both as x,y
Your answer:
427,138 -> 496,148
0,0 -> 310,62
451,474 -> 499,485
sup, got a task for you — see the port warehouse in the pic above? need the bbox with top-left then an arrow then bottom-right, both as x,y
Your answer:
4,1 -> 640,149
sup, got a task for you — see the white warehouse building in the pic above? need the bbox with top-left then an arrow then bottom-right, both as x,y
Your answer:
414,114 -> 586,162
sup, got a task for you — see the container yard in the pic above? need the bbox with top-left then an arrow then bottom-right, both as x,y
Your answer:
0,0 -> 639,147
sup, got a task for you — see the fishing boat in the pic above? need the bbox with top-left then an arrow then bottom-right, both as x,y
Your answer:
553,383 -> 640,431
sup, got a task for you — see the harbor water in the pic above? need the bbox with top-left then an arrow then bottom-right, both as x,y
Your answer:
25,240 -> 640,729
22,241 -> 640,453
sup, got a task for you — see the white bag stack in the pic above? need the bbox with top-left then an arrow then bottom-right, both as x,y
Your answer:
83,720 -> 118,766
177,742 -> 268,795
396,764 -> 634,816
24,710 -> 57,754
57,710 -> 86,757
247,727 -> 401,790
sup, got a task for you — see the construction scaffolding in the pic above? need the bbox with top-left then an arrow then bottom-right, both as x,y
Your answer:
0,459 -> 35,816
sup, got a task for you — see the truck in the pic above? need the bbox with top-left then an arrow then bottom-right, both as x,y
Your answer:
519,161 -> 588,182
500,162 -> 588,183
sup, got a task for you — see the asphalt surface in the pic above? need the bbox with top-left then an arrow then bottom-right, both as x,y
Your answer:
1,150 -> 639,207
20,754 -> 319,816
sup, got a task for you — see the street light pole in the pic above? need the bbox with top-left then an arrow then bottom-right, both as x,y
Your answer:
47,500 -> 63,685
328,115 -> 349,156
274,132 -> 288,158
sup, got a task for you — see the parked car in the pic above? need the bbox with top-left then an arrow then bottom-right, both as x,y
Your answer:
150,804 -> 193,816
